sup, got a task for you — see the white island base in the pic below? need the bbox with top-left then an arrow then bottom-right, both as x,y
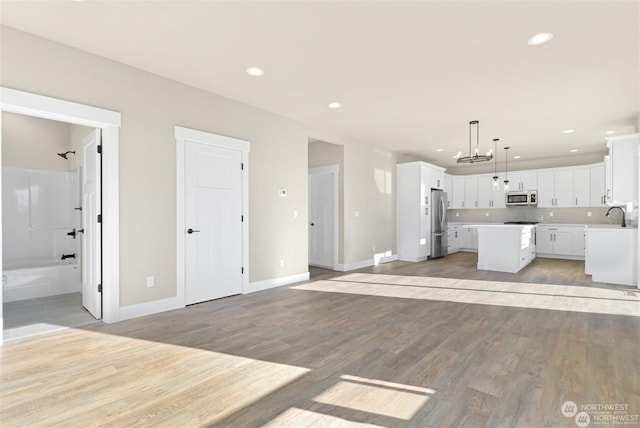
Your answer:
469,225 -> 536,273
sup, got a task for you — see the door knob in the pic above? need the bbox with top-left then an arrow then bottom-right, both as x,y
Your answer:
187,228 -> 200,234
310,223 -> 315,226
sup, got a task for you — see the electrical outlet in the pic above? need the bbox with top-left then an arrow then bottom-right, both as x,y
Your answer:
279,259 -> 285,267
456,212 -> 459,217
485,212 -> 489,217
354,211 -> 360,218
293,209 -> 298,218
146,276 -> 155,288
549,212 -> 554,217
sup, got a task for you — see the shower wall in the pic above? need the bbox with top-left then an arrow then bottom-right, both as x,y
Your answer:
2,167 -> 80,267
1,113 -> 89,301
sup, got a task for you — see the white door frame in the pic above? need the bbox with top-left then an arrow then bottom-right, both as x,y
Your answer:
175,126 -> 249,304
0,87 -> 121,339
308,165 -> 339,270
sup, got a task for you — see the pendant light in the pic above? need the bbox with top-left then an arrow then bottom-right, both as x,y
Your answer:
492,139 -> 500,190
456,120 -> 494,164
503,146 -> 510,193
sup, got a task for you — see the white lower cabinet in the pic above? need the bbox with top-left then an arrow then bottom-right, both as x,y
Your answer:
585,228 -> 637,286
458,227 -> 478,250
448,226 -> 460,253
536,225 -> 585,259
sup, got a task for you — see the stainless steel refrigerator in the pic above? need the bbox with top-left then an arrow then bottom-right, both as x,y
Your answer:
430,189 -> 448,258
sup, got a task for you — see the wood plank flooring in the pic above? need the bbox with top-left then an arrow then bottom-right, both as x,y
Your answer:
1,254 -> 639,427
3,292 -> 99,341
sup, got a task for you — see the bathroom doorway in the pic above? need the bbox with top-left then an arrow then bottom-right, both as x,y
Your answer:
1,112 -> 100,340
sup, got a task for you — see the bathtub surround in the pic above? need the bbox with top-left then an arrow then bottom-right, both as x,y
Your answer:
2,167 -> 81,301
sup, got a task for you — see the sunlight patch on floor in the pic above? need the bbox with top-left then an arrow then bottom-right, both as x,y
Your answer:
292,273 -> 640,317
264,407 -> 385,427
0,328 -> 310,426
312,374 -> 432,420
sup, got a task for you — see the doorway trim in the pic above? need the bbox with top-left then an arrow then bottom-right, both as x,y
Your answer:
0,87 -> 121,338
308,165 -> 339,271
175,126 -> 250,304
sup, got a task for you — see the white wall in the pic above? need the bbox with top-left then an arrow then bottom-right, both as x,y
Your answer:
1,26 -> 309,306
343,142 -> 398,264
2,112 -> 73,171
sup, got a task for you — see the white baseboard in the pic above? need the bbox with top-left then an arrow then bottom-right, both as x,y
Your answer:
336,254 -> 399,272
246,272 -> 310,294
119,296 -> 184,322
537,254 -> 585,261
336,259 -> 373,272
378,254 -> 398,264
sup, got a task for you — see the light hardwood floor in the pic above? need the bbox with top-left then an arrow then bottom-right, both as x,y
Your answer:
1,254 -> 639,427
3,292 -> 99,341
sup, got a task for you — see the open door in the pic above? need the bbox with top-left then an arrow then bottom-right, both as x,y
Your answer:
81,129 -> 102,319
308,169 -> 335,269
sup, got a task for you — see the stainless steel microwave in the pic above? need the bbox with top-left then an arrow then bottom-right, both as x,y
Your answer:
506,190 -> 537,206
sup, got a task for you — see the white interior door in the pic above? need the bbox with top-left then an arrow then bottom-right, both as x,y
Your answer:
185,141 -> 242,305
308,171 -> 335,268
81,129 -> 102,319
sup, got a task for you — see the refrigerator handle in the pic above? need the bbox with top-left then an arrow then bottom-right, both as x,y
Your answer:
440,198 -> 446,226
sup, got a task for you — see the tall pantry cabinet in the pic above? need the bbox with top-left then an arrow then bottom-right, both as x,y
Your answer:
397,162 -> 446,262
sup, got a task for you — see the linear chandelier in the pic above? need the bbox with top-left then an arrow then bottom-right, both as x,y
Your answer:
456,120 -> 494,164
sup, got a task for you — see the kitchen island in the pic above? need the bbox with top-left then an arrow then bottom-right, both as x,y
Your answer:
466,224 -> 536,273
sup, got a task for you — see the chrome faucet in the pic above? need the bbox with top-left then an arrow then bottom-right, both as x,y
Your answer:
605,206 -> 626,227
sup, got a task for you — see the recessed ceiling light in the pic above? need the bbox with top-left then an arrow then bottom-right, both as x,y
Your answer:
528,32 -> 554,46
562,129 -> 575,134
246,67 -> 264,77
605,130 -> 615,135
513,155 -> 521,159
328,102 -> 341,109
570,149 -> 579,152
436,149 -> 444,152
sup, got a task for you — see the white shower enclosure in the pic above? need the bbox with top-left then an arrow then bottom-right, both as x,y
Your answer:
2,167 -> 81,302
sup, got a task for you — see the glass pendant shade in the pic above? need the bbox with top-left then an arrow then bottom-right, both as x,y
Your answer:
503,146 -> 510,193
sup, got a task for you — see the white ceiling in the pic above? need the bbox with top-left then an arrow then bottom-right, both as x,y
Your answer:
1,1 -> 638,173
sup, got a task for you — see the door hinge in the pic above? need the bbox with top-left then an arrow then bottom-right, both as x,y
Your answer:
97,214 -> 102,223
241,163 -> 244,170
241,267 -> 244,274
241,215 -> 244,222
97,145 -> 102,154
97,284 -> 102,292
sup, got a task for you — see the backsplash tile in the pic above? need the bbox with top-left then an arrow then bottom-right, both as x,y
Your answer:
449,206 -> 636,226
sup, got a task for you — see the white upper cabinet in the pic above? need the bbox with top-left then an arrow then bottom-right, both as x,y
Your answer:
444,174 -> 453,208
428,166 -> 445,190
537,170 -> 555,207
478,174 -> 505,208
509,172 -> 537,191
590,164 -> 606,207
464,176 -> 479,209
452,176 -> 465,209
572,167 -> 590,207
606,134 -> 639,205
538,169 -> 573,207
